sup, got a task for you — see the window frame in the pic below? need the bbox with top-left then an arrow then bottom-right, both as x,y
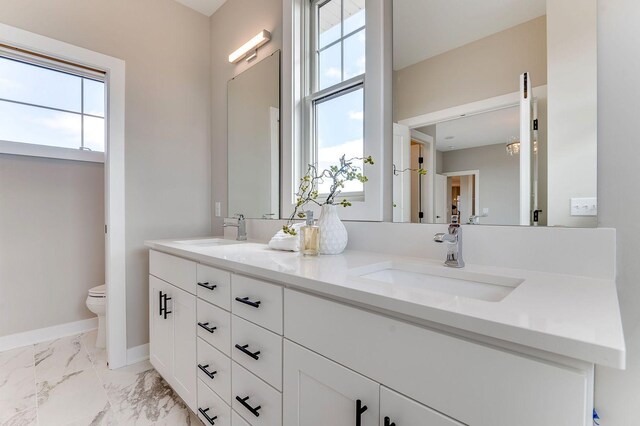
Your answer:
0,47 -> 106,163
283,0 -> 390,221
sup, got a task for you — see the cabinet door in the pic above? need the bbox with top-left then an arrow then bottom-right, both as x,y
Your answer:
284,340 -> 379,426
170,284 -> 197,411
380,387 -> 463,426
149,275 -> 172,379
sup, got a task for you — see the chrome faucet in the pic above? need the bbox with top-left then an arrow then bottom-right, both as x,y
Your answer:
224,213 -> 247,241
434,223 -> 465,268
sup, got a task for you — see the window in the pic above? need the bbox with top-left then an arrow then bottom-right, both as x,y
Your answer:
0,51 -> 106,159
309,0 -> 366,196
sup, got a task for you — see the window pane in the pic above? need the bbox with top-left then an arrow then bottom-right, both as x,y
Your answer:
83,78 -> 105,117
318,42 -> 342,91
343,0 -> 365,34
315,87 -> 364,194
343,29 -> 366,79
0,100 -> 81,149
0,57 -> 81,112
318,0 -> 341,49
83,116 -> 105,152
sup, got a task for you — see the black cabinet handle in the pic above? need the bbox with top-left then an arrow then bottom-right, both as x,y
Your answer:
163,294 -> 172,319
356,399 -> 368,426
198,282 -> 217,291
198,407 -> 217,425
384,417 -> 396,426
235,296 -> 261,308
158,291 -> 164,317
197,363 -> 217,379
236,396 -> 261,417
235,344 -> 261,360
198,322 -> 217,334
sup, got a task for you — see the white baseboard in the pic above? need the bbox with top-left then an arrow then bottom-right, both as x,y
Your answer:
127,343 -> 149,365
0,317 -> 98,352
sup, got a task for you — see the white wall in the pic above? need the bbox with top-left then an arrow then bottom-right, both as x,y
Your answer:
441,144 -> 520,225
0,0 -> 212,348
0,155 -> 104,336
594,0 -> 640,424
210,0 -> 283,233
546,0 -> 598,227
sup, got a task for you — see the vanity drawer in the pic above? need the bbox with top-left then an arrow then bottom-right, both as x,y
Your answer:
197,337 -> 232,404
149,250 -> 196,294
232,362 -> 282,426
381,386 -> 463,426
197,264 -> 231,311
284,289 -> 589,426
231,315 -> 283,391
232,410 -> 251,426
231,275 -> 283,334
197,299 -> 231,356
198,379 -> 231,426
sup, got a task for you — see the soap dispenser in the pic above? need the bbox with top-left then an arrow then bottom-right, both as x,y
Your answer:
300,210 -> 319,256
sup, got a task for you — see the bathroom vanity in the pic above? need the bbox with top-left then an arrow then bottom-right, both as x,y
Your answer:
145,237 -> 624,426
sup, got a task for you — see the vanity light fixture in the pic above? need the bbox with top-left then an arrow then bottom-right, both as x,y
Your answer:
228,30 -> 271,63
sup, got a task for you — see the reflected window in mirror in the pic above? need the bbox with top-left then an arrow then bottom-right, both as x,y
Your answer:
309,0 -> 366,198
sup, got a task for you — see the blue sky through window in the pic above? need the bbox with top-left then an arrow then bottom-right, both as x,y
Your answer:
0,56 -> 105,152
315,3 -> 366,194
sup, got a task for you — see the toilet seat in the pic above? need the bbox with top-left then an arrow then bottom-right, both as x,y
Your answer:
89,284 -> 106,297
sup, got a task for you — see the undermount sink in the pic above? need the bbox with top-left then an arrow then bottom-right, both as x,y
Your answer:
173,238 -> 243,247
351,261 -> 524,302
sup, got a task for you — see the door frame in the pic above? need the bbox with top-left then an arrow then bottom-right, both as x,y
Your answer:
0,24 -> 128,369
442,170 -> 480,223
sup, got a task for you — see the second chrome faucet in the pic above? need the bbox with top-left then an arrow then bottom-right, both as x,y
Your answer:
434,223 -> 465,268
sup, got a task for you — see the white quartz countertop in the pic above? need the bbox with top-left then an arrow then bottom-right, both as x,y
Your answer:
145,238 -> 626,369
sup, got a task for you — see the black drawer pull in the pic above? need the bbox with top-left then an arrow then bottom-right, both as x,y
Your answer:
356,399 -> 368,426
198,407 -> 217,425
198,282 -> 217,291
198,322 -> 217,334
384,417 -> 396,426
198,363 -> 217,379
236,395 -> 261,417
235,344 -> 261,360
235,296 -> 261,308
158,291 -> 164,316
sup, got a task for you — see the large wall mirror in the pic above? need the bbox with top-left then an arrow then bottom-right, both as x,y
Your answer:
227,50 -> 280,219
392,0 -> 597,227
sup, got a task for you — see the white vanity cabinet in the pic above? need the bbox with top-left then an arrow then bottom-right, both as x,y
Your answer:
148,247 -> 596,426
148,253 -> 197,411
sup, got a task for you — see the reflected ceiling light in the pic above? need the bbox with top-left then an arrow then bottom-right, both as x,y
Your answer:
228,30 -> 271,63
506,136 -> 538,156
506,136 -> 520,156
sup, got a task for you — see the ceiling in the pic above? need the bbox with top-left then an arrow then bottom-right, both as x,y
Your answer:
174,0 -> 227,16
417,106 -> 520,152
393,0 -> 546,70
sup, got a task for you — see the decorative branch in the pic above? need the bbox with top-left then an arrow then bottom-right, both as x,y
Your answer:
282,155 -> 374,235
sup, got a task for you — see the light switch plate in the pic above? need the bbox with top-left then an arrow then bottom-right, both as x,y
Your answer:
570,197 -> 597,216
215,202 -> 222,217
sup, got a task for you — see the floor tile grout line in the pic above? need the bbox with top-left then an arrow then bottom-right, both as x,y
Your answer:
80,331 -> 122,425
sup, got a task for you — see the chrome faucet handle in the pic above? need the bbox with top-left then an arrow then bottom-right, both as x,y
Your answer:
234,213 -> 245,220
433,224 -> 464,268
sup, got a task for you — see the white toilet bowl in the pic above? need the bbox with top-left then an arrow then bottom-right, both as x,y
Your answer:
86,284 -> 106,349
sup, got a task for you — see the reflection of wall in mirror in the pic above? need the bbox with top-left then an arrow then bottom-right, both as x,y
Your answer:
227,52 -> 280,219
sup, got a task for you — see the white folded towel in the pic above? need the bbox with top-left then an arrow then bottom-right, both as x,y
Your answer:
268,223 -> 303,252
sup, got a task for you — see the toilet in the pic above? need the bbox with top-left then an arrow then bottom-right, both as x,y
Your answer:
86,285 -> 106,348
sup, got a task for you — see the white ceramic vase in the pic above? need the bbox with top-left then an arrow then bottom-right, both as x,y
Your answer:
318,204 -> 348,255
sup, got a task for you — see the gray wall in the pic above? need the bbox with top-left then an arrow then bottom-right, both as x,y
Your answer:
441,144 -> 520,225
210,0 -> 283,233
394,16 -> 547,121
0,155 -> 104,336
0,0 -> 212,348
595,0 -> 640,424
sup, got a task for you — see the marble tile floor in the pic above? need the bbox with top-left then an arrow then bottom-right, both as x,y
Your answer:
0,331 -> 200,426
